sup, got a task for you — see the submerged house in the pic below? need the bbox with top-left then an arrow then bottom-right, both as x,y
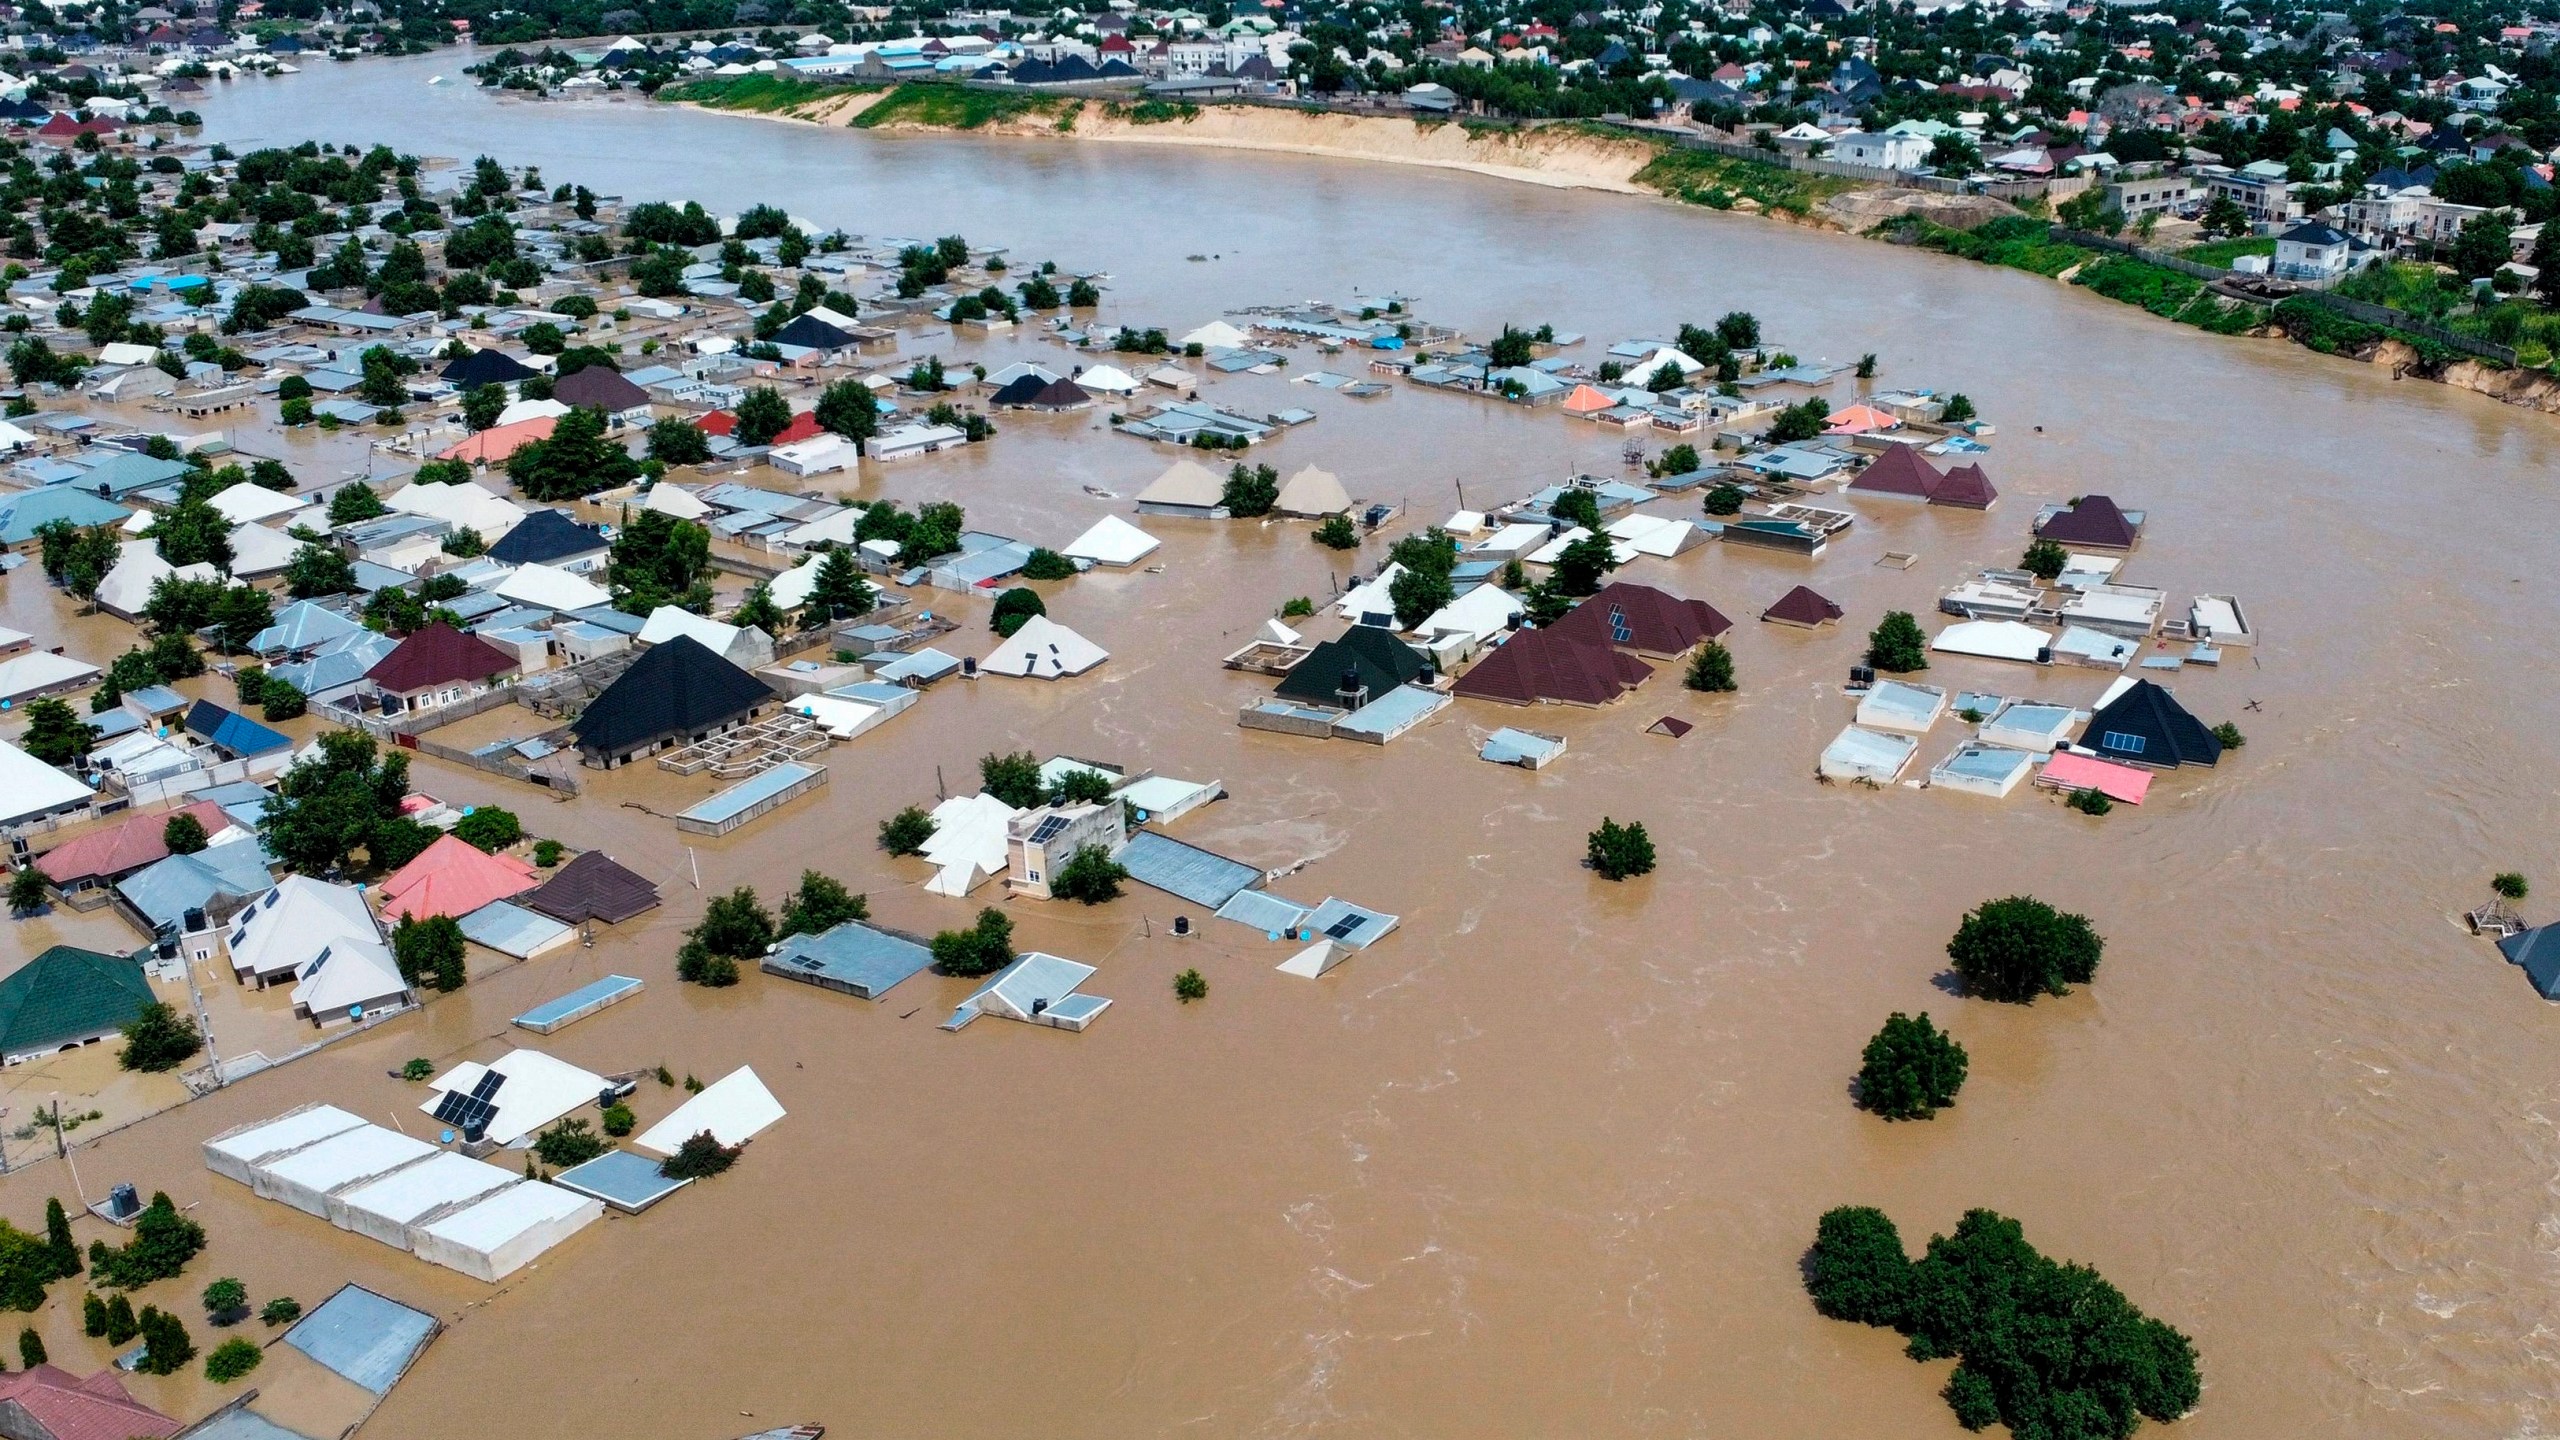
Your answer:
1762,585 -> 1844,628
2034,494 -> 2143,549
364,622 -> 520,717
1133,459 -> 1230,519
942,952 -> 1112,1032
570,636 -> 776,767
2080,678 -> 2221,768
0,946 -> 156,1066
1846,446 -> 1999,509
1548,581 -> 1731,659
1453,626 -> 1653,707
1273,624 -> 1431,707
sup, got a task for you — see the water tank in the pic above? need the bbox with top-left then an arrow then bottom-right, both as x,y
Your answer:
181,907 -> 206,934
105,1183 -> 139,1221
1849,665 -> 1875,686
1030,997 -> 1050,1016
2035,647 -> 2053,665
1172,915 -> 1190,937
961,656 -> 979,678
460,1114 -> 488,1145
1334,667 -> 1369,708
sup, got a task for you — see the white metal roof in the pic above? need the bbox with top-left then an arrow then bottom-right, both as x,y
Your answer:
420,1049 -> 608,1146
494,562 -> 611,613
0,650 -> 100,703
1060,514 -> 1160,567
982,615 -> 1107,679
1931,619 -> 2053,663
632,1066 -> 785,1155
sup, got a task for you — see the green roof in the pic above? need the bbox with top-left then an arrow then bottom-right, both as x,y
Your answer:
0,946 -> 154,1057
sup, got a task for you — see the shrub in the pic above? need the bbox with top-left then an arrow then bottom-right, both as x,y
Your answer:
118,1002 -> 202,1072
259,1297 -> 301,1327
1049,844 -> 1127,905
2068,787 -> 2114,817
659,1131 -> 742,1180
17,1325 -> 40,1367
533,839 -> 564,867
532,1119 -> 607,1169
1174,968 -> 1207,1002
879,805 -> 937,856
452,805 -> 522,853
1946,896 -> 2103,1002
2211,721 -> 2245,749
989,586 -> 1045,638
2494,872 -> 2531,900
1867,611 -> 1930,673
201,1277 -> 247,1322
1279,597 -> 1315,618
1856,1013 -> 1969,1120
1312,514 -> 1359,550
1702,482 -> 1745,516
601,1103 -> 635,1137
1684,641 -> 1736,693
88,1194 -> 203,1290
1586,818 -> 1656,881
2020,538 -> 2068,580
1019,547 -> 1076,581
204,1336 -> 262,1383
401,1058 -> 432,1081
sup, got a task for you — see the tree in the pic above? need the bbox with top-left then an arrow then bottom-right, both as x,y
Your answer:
7,867 -> 46,917
695,887 -> 776,960
778,870 -> 868,937
164,813 -> 209,856
980,751 -> 1045,808
16,1325 -> 40,1368
533,1118 -> 607,1169
647,416 -> 712,465
733,385 -> 792,447
200,1277 -> 247,1323
1866,611 -> 1928,673
879,806 -> 937,856
135,1306 -> 194,1375
1487,324 -> 1536,367
1764,397 -> 1831,445
18,698 -> 97,767
284,540 -> 355,598
1946,896 -> 2104,1002
1926,134 -> 1982,172
802,547 -> 874,625
1389,563 -> 1454,628
1702,483 -> 1745,517
0,1224 -> 48,1313
104,1294 -> 138,1344
2452,211 -> 2513,281
1552,533 -> 1618,596
1715,311 -> 1760,350
390,914 -> 467,992
460,382 -> 506,431
2494,872 -> 2531,901
813,378 -> 878,450
83,1293 -> 106,1336
1857,1012 -> 1969,1120
607,511 -> 713,615
2198,193 -> 2249,238
261,680 -> 307,723
204,1336 -> 262,1383
2020,538 -> 2068,580
658,1131 -> 743,1181
1648,443 -> 1702,478
259,730 -> 409,874
43,1199 -> 76,1280
88,1194 -> 203,1290
1049,844 -> 1128,905
452,806 -> 521,853
1312,515 -> 1359,550
602,1103 -> 635,1137
328,480 -> 389,525
506,405 -> 640,501
1019,548 -> 1077,582
1685,640 -> 1736,693
1806,1205 -> 1912,1326
1067,277 -> 1101,307
732,582 -> 785,637
1174,968 -> 1208,1002
1221,462 -> 1279,517
1550,488 -> 1603,531
990,586 -> 1045,638
930,908 -> 1014,977
1586,818 -> 1656,880
149,497 -> 234,570
258,1298 -> 301,1327
209,585 -> 273,655
1940,393 -> 1976,425
118,1003 -> 202,1072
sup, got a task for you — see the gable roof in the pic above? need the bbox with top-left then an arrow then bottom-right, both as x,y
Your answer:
0,947 -> 154,1056
1453,626 -> 1653,706
2082,678 -> 2221,767
571,635 -> 774,756
551,365 -> 650,412
520,850 -> 663,925
366,621 -> 519,694
376,834 -> 539,922
2497,925 -> 2560,1000
485,508 -> 607,566
1762,584 -> 1844,626
1274,624 -> 1431,703
1547,582 -> 1731,655
35,801 -> 232,885
2036,494 -> 2140,547
184,700 -> 291,758
0,1364 -> 178,1440
227,875 -> 382,982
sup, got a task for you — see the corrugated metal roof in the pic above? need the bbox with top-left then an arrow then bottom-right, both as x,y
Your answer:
282,1285 -> 438,1395
1118,831 -> 1261,909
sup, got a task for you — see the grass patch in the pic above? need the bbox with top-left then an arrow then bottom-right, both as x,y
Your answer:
2073,255 -> 2204,316
1883,214 -> 2091,277
848,83 -> 1066,130
2175,236 -> 2275,270
1102,99 -> 1198,125
1635,146 -> 1861,217
658,74 -> 877,115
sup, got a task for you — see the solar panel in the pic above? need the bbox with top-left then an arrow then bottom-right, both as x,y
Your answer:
470,1070 -> 508,1101
1028,815 -> 1071,844
1608,607 -> 1632,644
429,1091 -> 496,1132
1324,913 -> 1368,939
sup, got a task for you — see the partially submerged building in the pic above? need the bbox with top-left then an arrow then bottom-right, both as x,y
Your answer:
571,635 -> 776,768
2081,679 -> 2222,768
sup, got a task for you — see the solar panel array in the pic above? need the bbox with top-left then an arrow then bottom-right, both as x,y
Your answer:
429,1070 -> 508,1134
1029,815 -> 1072,844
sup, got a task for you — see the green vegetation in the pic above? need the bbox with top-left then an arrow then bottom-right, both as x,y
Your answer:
2176,236 -> 2276,270
88,1193 -> 205,1290
2494,873 -> 2531,901
1019,547 -> 1077,582
2020,538 -> 2069,581
849,84 -> 1064,132
533,1118 -> 607,1169
2212,722 -> 2246,750
1586,818 -> 1656,881
660,74 -> 879,115
1866,611 -> 1928,674
678,888 -> 773,987
1222,462 -> 1279,518
1856,1013 -> 1968,1120
1885,214 -> 2091,278
1805,1206 -> 2199,1438
930,907 -> 1015,978
204,1336 -> 262,1383
1313,514 -> 1359,551
1174,968 -> 1208,1002
8,866 -> 46,917
201,1277 -> 247,1324
452,806 -> 522,854
777,870 -> 868,938
990,586 -> 1046,638
118,1002 -> 203,1073
659,1131 -> 743,1181
391,913 -> 468,993
1684,640 -> 1737,694
880,806 -> 938,857
401,1058 -> 433,1082
1636,146 -> 1859,217
2068,787 -> 2115,817
135,1306 -> 194,1376
602,1103 -> 635,1137
2073,257 -> 2261,335
1107,99 -> 1199,125
1946,896 -> 2104,1003
533,839 -> 564,868
1702,483 -> 1746,517
1049,844 -> 1128,906
259,1297 -> 301,1328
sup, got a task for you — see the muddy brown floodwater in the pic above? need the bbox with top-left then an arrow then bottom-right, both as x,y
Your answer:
1,51 -> 2553,1440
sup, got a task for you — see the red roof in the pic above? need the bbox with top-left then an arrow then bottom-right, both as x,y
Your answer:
0,1365 -> 179,1440
1931,462 -> 1998,509
1848,446 -> 1997,508
1761,584 -> 1844,627
1547,582 -> 1731,656
36,801 -> 233,886
1454,626 -> 1652,706
377,833 -> 538,922
696,409 -> 821,446
366,621 -> 520,695
2034,494 -> 2138,547
435,414 -> 554,465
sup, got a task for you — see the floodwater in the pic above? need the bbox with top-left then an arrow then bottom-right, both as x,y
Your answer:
5,51 -> 2554,1440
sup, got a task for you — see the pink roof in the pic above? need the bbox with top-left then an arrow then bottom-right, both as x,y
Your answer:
436,415 -> 555,465
377,833 -> 538,922
36,801 -> 233,885
1823,403 -> 1899,436
0,1365 -> 178,1440
2038,752 -> 2151,805
1562,384 -> 1616,414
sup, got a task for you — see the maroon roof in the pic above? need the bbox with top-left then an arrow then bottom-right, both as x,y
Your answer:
1761,584 -> 1844,627
366,621 -> 519,694
553,365 -> 650,412
1454,626 -> 1652,706
1848,445 -> 1940,498
522,850 -> 662,925
2035,494 -> 2139,548
0,1365 -> 180,1440
1932,462 -> 1998,509
1547,581 -> 1731,656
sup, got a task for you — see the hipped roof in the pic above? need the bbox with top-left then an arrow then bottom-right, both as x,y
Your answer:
1548,582 -> 1731,654
521,850 -> 663,925
367,621 -> 519,694
1454,626 -> 1652,706
571,635 -> 774,755
377,834 -> 538,922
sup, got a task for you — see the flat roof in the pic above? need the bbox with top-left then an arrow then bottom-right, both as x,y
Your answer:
512,974 -> 645,1033
677,762 -> 823,825
553,1148 -> 690,1213
283,1285 -> 439,1396
763,923 -> 933,1000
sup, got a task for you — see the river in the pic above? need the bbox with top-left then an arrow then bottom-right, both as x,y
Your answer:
18,51 -> 2556,1440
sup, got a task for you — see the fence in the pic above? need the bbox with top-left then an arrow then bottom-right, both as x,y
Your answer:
2053,229 -> 2519,366
316,688 -> 584,796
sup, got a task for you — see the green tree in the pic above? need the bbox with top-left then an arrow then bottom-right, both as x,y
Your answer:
1684,640 -> 1736,693
802,547 -> 874,625
778,870 -> 868,937
694,887 -> 775,960
452,806 -> 522,853
1552,533 -> 1618,596
980,751 -> 1046,808
929,907 -> 1014,977
1856,1012 -> 1969,1120
258,1298 -> 301,1327
104,1294 -> 137,1344
879,805 -> 937,856
1715,311 -> 1760,350
260,679 -> 307,723
135,1306 -> 194,1375
1702,483 -> 1746,517
733,386 -> 792,447
506,405 -> 640,501
117,1003 -> 202,1072
16,1325 -> 40,1368
200,1277 -> 247,1323
43,1198 -> 77,1280
732,582 -> 785,637
1806,1205 -> 1912,1326
460,382 -> 506,431
83,1293 -> 106,1336
601,1103 -> 635,1137
163,813 -> 209,856
259,730 -> 409,874
149,496 -> 234,570
2020,538 -> 2068,580
1019,548 -> 1077,582
1866,611 -> 1928,673
1764,397 -> 1831,445
88,1193 -> 204,1290
1946,896 -> 2104,1002
1220,462 -> 1279,517
2198,193 -> 2249,238
813,377 -> 879,450
1174,968 -> 1207,1002
210,584 -> 272,654
390,913 -> 468,992
1586,817 -> 1656,881
647,416 -> 711,465
990,587 -> 1046,638
204,1336 -> 261,1383
1049,844 -> 1128,905
18,698 -> 97,767
2452,211 -> 2514,280
658,1131 -> 743,1180
1940,393 -> 1976,424
1487,324 -> 1536,367
327,480 -> 389,525
2494,872 -> 2531,901
7,867 -> 46,917
1389,563 -> 1454,628
1550,488 -> 1603,531
533,1118 -> 607,1169
284,540 -> 355,598
606,510 -> 713,615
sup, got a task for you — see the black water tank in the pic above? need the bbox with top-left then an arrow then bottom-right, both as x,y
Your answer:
106,1183 -> 139,1221
182,907 -> 206,934
461,1115 -> 487,1144
1172,915 -> 1191,937
1849,665 -> 1875,686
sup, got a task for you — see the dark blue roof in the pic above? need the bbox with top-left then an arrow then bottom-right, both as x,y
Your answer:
485,508 -> 605,566
2499,926 -> 2560,1000
184,700 -> 291,758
